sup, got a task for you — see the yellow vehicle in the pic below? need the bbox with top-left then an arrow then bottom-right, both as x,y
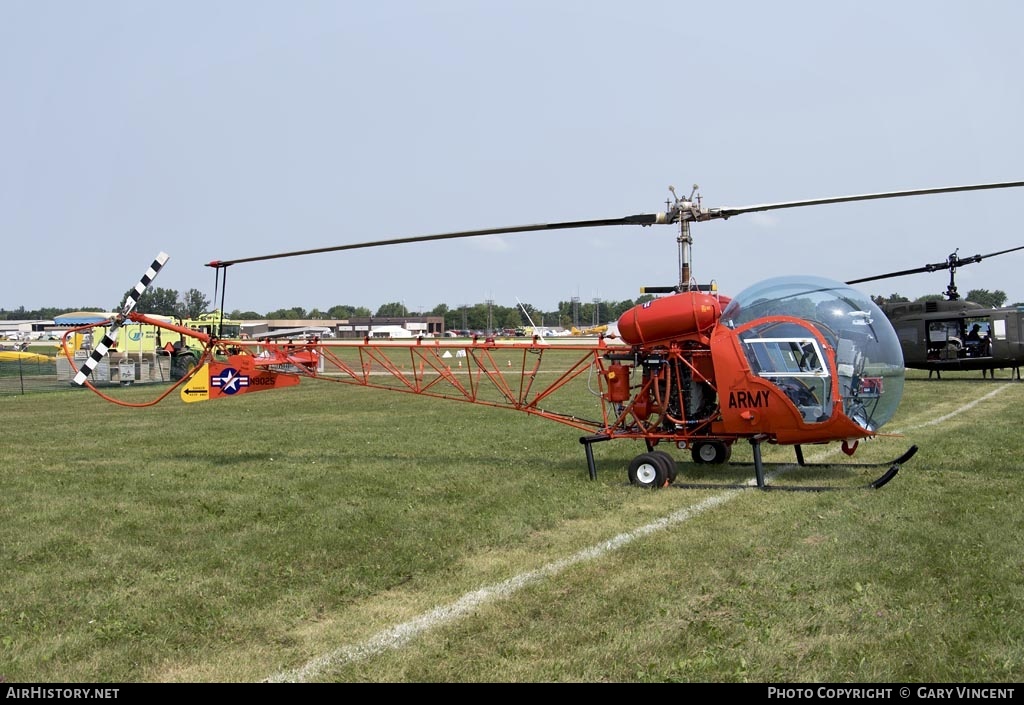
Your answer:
61,313 -> 217,383
179,310 -> 243,339
56,313 -> 181,384
61,313 -> 175,356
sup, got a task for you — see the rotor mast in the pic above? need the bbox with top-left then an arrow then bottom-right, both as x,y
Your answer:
944,250 -> 962,301
644,184 -> 703,295
670,185 -> 698,292
677,218 -> 693,290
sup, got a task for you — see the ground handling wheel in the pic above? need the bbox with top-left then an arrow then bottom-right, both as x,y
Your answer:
628,452 -> 670,488
691,440 -> 732,465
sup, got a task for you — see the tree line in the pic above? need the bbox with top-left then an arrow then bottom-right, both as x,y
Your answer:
0,287 -> 212,323
0,286 -> 652,331
248,297 -> 656,333
3,287 -> 1016,329
870,288 -> 1011,309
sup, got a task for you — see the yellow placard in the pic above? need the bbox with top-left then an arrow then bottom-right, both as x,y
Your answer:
180,363 -> 210,403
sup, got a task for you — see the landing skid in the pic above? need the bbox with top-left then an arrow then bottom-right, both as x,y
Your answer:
578,435 -> 917,491
672,442 -> 918,492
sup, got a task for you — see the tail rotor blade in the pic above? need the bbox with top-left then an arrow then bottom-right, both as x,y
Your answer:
73,252 -> 170,386
122,252 -> 170,316
73,326 -> 122,386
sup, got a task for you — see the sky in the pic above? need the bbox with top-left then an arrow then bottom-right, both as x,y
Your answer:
3,1 -> 1024,315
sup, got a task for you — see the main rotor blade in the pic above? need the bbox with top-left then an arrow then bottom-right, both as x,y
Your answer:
207,180 -> 1024,268
847,244 -> 1024,285
714,181 -> 1024,218
846,264 -> 949,285
959,244 -> 1024,263
207,213 -> 662,268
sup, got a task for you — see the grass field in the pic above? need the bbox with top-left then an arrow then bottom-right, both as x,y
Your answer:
2,368 -> 1023,683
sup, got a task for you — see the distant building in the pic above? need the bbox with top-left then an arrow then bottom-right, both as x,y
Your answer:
1,319 -> 56,340
241,315 -> 445,340
334,316 -> 445,339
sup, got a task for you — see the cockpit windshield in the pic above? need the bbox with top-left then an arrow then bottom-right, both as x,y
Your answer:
721,276 -> 904,431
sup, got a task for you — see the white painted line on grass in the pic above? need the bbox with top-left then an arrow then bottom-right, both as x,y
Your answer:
265,382 -> 1015,682
266,492 -> 740,682
891,383 -> 1012,432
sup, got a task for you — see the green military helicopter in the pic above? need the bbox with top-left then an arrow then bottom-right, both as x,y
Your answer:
848,246 -> 1024,379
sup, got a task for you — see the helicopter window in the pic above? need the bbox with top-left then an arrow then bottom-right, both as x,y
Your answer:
926,320 -> 965,359
741,337 -> 831,424
742,337 -> 825,375
992,318 -> 1007,340
927,321 -> 961,345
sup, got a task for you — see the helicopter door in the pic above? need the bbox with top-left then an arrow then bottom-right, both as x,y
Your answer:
963,318 -> 993,358
742,337 -> 832,424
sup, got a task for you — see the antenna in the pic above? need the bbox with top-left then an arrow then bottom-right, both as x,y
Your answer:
515,297 -> 547,343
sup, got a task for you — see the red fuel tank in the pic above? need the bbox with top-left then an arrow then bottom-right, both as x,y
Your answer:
617,292 -> 723,345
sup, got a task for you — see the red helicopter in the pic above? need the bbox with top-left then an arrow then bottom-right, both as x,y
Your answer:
63,180 -> 1024,490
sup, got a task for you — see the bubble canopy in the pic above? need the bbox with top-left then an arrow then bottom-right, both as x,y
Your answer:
721,276 -> 905,431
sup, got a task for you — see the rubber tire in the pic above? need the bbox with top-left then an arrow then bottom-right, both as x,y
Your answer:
650,450 -> 678,483
691,441 -> 732,465
172,352 -> 198,381
628,453 -> 669,489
